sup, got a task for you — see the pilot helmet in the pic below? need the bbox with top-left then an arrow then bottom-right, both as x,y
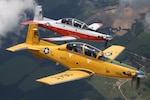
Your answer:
73,44 -> 76,47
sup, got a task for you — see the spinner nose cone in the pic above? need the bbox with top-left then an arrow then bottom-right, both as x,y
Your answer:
136,70 -> 145,78
105,35 -> 113,41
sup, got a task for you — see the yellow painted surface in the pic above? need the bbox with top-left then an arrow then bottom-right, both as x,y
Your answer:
6,43 -> 30,52
36,69 -> 94,85
7,24 -> 137,85
38,45 -> 136,79
103,45 -> 125,60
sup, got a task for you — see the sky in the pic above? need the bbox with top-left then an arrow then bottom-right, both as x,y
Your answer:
0,0 -> 150,47
0,0 -> 37,47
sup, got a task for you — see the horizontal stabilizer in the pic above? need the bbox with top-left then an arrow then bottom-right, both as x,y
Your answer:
21,20 -> 36,25
88,23 -> 103,30
36,68 -> 94,85
6,43 -> 30,52
103,45 -> 125,60
42,36 -> 77,41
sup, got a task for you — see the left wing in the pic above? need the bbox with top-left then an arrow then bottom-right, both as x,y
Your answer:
42,36 -> 78,41
36,68 -> 94,85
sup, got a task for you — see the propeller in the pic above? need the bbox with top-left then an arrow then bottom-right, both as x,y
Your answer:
104,35 -> 113,48
125,51 -> 148,89
104,40 -> 108,48
136,66 -> 140,89
136,77 -> 140,89
131,69 -> 145,89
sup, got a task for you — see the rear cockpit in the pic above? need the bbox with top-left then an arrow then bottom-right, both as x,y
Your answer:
66,42 -> 103,59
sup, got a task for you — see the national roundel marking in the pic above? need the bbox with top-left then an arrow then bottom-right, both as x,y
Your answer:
44,47 -> 49,54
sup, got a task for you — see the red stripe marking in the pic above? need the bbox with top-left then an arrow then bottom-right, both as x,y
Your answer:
39,24 -> 105,42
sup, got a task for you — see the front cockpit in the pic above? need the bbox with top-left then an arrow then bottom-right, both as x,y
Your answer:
66,42 -> 103,59
59,18 -> 88,29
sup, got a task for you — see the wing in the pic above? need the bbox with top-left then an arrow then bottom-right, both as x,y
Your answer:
103,45 -> 125,60
36,68 -> 94,85
88,23 -> 103,30
42,36 -> 78,41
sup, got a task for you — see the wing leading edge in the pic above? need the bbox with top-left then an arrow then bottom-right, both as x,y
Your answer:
36,68 -> 94,85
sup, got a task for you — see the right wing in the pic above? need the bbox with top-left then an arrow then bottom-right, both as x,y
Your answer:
103,45 -> 125,60
36,68 -> 94,85
88,23 -> 103,30
42,36 -> 78,41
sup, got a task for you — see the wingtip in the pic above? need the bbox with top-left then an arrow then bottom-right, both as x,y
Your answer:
6,48 -> 14,52
36,79 -> 53,85
21,20 -> 35,25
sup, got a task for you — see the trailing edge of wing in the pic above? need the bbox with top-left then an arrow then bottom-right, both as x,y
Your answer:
36,68 -> 94,85
103,45 -> 125,60
42,36 -> 77,41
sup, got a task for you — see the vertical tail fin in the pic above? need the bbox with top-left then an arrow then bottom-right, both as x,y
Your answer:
6,24 -> 39,52
33,5 -> 43,21
25,24 -> 40,45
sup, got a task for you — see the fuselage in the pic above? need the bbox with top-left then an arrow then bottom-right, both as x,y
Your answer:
36,18 -> 112,41
30,42 -> 137,79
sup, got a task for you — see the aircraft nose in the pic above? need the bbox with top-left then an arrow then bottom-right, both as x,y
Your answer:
136,70 -> 145,78
105,35 -> 113,41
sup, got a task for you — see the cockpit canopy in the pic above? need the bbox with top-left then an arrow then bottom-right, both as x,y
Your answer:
66,42 -> 102,58
60,18 -> 88,29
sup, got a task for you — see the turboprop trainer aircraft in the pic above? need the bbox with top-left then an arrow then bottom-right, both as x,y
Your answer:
7,24 -> 145,87
22,5 -> 113,43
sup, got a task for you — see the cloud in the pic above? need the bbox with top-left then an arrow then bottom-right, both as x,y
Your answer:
0,0 -> 36,37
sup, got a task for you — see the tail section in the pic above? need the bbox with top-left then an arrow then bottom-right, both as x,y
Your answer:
33,5 -> 43,21
25,24 -> 39,45
21,5 -> 55,25
21,5 -> 43,25
7,24 -> 39,52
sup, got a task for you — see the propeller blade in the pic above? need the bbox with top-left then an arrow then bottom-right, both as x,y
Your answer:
104,40 -> 108,48
131,77 -> 135,87
136,78 -> 140,89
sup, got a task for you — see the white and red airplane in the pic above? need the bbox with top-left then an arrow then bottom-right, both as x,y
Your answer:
22,5 -> 113,42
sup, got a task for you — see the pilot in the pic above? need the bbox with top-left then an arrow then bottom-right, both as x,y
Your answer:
85,49 -> 91,56
74,21 -> 78,27
91,49 -> 97,58
62,19 -> 66,24
72,44 -> 78,52
67,43 -> 73,50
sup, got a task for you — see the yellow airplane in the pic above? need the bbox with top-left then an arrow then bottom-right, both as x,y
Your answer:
7,24 -> 145,86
